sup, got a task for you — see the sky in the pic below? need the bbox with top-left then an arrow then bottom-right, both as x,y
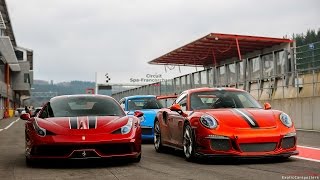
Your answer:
7,0 -> 320,83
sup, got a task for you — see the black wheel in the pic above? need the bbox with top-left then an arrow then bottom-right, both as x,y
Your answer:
154,120 -> 165,152
25,133 -> 34,167
183,124 -> 196,161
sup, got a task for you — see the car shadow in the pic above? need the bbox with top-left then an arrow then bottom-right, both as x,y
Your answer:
142,139 -> 154,144
15,153 -> 138,169
195,156 -> 295,165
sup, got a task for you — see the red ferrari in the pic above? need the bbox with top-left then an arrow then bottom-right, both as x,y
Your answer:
20,94 -> 143,165
154,88 -> 298,161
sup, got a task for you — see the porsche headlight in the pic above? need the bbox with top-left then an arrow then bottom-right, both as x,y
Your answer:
280,113 -> 293,128
200,115 -> 218,129
121,118 -> 133,134
33,120 -> 46,137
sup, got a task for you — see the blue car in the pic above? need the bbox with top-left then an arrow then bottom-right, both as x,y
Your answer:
119,95 -> 163,141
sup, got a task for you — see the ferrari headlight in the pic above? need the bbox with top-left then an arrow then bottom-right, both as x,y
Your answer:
33,121 -> 46,137
121,118 -> 133,134
200,115 -> 218,129
280,113 -> 293,128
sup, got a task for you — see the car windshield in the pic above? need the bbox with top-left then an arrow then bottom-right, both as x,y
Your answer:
127,97 -> 163,111
49,96 -> 125,117
34,108 -> 42,114
16,108 -> 24,113
190,90 -> 262,110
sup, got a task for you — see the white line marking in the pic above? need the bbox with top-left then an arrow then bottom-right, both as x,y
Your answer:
292,156 -> 320,163
298,145 -> 320,150
0,129 -> 3,132
3,118 -> 20,130
296,128 -> 320,133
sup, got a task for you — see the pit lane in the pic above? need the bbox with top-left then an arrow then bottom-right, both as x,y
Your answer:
0,118 -> 319,180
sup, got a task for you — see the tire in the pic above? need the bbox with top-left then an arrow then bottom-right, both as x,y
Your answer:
154,120 -> 165,152
183,124 -> 196,161
25,135 -> 34,167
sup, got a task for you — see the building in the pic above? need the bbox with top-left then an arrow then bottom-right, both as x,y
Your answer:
0,0 -> 33,118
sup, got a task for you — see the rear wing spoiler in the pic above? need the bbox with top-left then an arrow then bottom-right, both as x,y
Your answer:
156,95 -> 177,108
156,95 -> 178,100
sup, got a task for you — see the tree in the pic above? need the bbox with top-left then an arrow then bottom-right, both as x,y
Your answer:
293,28 -> 320,46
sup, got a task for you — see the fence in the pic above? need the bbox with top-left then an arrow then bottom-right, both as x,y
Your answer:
296,41 -> 320,73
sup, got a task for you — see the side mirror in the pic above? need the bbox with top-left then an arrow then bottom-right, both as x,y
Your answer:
170,104 -> 182,112
20,113 -> 31,120
134,110 -> 144,118
169,104 -> 188,117
264,102 -> 271,110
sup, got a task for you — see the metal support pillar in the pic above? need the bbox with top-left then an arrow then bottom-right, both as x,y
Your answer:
5,63 -> 9,117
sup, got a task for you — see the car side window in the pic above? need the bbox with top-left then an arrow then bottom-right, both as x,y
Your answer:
176,93 -> 187,111
119,99 -> 125,110
39,103 -> 54,118
178,97 -> 187,111
175,92 -> 187,104
39,105 -> 49,119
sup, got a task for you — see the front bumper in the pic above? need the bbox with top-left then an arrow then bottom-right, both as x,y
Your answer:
194,128 -> 298,158
26,133 -> 141,160
141,126 -> 154,140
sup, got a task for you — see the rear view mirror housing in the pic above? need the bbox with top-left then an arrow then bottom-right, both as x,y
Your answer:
170,104 -> 188,117
264,102 -> 271,110
20,113 -> 31,120
134,110 -> 144,118
170,104 -> 182,112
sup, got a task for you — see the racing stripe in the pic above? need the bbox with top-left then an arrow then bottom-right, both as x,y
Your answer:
238,109 -> 259,127
69,117 -> 78,129
88,116 -> 97,129
233,109 -> 259,128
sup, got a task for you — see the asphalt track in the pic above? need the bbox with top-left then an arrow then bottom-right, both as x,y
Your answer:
0,117 -> 319,180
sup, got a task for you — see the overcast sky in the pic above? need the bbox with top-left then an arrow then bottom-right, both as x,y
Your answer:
7,0 -> 320,83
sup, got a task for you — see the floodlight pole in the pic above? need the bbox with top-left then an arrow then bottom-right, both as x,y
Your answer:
235,37 -> 242,60
95,72 -> 98,94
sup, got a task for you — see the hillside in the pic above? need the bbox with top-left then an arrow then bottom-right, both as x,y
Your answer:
29,80 -> 96,106
32,80 -> 96,95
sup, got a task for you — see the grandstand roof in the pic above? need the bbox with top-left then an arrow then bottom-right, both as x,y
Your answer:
148,33 -> 292,66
